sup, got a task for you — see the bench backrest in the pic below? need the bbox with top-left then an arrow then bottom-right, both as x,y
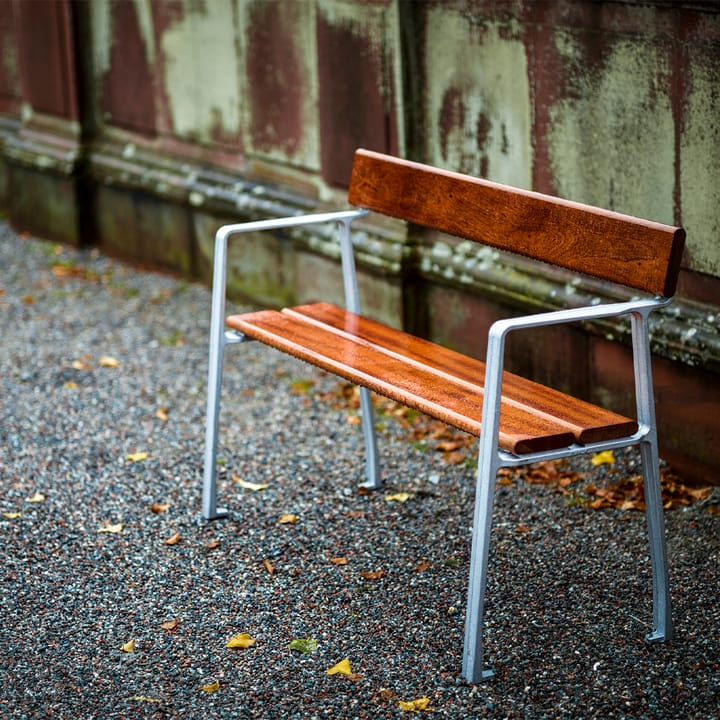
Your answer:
348,149 -> 685,298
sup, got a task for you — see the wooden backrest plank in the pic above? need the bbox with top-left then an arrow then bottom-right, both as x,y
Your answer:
348,149 -> 685,297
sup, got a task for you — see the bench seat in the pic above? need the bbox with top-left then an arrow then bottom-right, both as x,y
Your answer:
227,301 -> 637,454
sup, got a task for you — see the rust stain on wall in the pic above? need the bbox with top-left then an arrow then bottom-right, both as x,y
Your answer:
99,0 -> 158,135
246,1 -> 306,158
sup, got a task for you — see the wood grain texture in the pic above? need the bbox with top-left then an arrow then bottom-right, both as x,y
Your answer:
227,303 -> 638,454
348,148 -> 685,297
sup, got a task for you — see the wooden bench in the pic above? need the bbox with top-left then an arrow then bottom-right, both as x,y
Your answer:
201,149 -> 685,682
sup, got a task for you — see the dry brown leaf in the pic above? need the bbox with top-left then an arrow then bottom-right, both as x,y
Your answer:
150,502 -> 170,514
163,532 -> 181,545
205,539 -> 221,550
330,557 -> 349,565
415,559 -> 431,573
263,559 -> 275,575
344,510 -> 363,519
156,407 -> 169,422
161,619 -> 180,631
436,440 -> 462,452
360,570 -> 384,580
443,451 -> 466,465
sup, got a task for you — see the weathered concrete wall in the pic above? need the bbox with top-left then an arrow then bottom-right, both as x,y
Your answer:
0,0 -> 718,484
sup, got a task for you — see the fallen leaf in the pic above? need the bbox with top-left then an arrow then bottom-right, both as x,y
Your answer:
121,639 -> 136,653
156,407 -> 169,422
98,522 -> 123,534
415,559 -> 431,573
344,510 -> 364,519
288,637 -> 318,654
129,696 -> 161,703
435,440 -> 462,452
398,696 -> 432,712
64,381 -> 79,389
71,359 -> 90,370
233,474 -> 268,492
201,680 -> 220,693
26,492 -> 45,503
591,450 -> 615,467
360,570 -> 384,580
278,513 -> 298,524
326,658 -> 352,675
385,492 -> 410,503
2,512 -> 21,520
346,414 -> 362,425
263,559 -> 275,575
150,502 -> 170,514
226,633 -> 256,649
163,532 -> 181,545
126,452 -> 148,463
161,619 -> 180,631
22,294 -> 35,304
330,557 -> 349,565
98,355 -> 120,368
205,539 -> 221,550
442,451 -> 466,465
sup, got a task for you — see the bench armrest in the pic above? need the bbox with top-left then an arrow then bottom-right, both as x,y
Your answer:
481,296 -> 673,457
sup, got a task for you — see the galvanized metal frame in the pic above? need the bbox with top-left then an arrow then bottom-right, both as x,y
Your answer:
202,210 -> 674,684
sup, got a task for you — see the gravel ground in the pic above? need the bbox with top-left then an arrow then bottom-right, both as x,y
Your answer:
1,220 -> 718,720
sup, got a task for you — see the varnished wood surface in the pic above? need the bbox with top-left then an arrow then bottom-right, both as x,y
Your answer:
227,303 -> 638,454
348,149 -> 685,297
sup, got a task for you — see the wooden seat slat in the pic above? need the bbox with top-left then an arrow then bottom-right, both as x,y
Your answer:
286,303 -> 638,445
227,303 -> 636,454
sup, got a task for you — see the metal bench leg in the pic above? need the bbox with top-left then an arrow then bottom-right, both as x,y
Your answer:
641,433 -> 674,642
630,309 -> 673,642
359,387 -> 381,489
462,446 -> 500,682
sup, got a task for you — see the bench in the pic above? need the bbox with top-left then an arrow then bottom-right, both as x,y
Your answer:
201,149 -> 685,682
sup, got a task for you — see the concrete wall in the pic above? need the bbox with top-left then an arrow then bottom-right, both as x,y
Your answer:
0,0 -> 718,484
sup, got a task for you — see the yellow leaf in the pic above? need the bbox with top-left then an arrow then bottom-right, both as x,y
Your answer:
2,512 -> 21,520
233,474 -> 268,491
98,522 -> 123,534
226,633 -> 256,649
121,639 -> 136,653
385,492 -> 410,503
202,680 -> 220,693
71,359 -> 90,370
156,407 -> 169,421
278,513 -> 298,524
64,381 -> 79,389
26,492 -> 45,503
398,697 -> 432,712
126,452 -> 148,462
99,355 -> 120,368
163,532 -> 181,545
591,450 -> 615,467
326,658 -> 352,675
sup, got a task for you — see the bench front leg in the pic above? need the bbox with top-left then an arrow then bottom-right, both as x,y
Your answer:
462,324 -> 507,682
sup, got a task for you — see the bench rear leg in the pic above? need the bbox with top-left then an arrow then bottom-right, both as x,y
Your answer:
640,434 -> 674,642
202,329 -> 229,520
358,386 -> 381,489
